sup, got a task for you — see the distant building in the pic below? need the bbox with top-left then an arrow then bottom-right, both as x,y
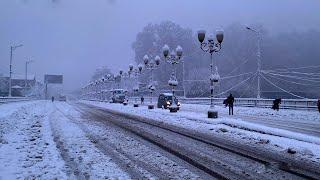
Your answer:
0,74 -> 36,96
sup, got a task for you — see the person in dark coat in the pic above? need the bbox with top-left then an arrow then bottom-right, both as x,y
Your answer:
272,98 -> 281,111
51,96 -> 54,102
223,98 -> 228,107
317,99 -> 320,113
227,94 -> 235,115
141,96 -> 144,104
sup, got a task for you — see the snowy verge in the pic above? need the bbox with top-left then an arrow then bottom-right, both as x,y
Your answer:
182,103 -> 320,123
0,100 -> 67,179
51,103 -> 131,179
218,119 -> 320,145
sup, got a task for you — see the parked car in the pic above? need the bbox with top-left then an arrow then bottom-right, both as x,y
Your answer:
157,93 -> 180,109
111,89 -> 126,103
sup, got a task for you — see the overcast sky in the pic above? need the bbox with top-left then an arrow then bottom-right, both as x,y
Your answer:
1,0 -> 319,91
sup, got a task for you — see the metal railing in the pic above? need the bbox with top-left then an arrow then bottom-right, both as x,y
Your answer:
80,90 -> 318,111
83,95 -> 318,111
0,97 -> 31,104
179,97 -> 318,111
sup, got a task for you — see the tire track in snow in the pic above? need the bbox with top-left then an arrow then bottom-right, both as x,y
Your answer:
78,102 -> 320,179
49,110 -> 90,180
57,102 -> 205,179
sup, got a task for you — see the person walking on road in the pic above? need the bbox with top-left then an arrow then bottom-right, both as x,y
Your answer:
51,96 -> 54,102
227,94 -> 235,115
141,96 -> 144,105
317,99 -> 320,113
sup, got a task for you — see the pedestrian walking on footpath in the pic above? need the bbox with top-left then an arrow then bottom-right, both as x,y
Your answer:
51,96 -> 54,102
272,98 -> 281,111
227,94 -> 235,115
223,98 -> 228,107
141,96 -> 144,105
317,99 -> 320,113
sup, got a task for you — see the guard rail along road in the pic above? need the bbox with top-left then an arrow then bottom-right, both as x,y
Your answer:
179,97 -> 318,111
0,97 -> 31,104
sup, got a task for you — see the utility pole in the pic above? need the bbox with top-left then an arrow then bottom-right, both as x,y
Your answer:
9,46 -> 12,97
257,31 -> 262,99
25,60 -> 33,90
9,44 -> 23,97
246,27 -> 262,98
182,60 -> 186,98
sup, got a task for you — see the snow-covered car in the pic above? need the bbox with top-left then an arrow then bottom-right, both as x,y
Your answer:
58,95 -> 67,101
157,93 -> 180,109
111,89 -> 126,103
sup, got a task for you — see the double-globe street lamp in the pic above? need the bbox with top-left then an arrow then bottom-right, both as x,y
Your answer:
132,64 -> 144,107
127,64 -> 143,107
197,29 -> 224,118
162,44 -> 183,113
25,59 -> 34,90
143,54 -> 160,109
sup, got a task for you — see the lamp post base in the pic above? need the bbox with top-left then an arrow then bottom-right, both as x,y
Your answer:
208,110 -> 218,118
133,103 -> 139,107
148,104 -> 154,109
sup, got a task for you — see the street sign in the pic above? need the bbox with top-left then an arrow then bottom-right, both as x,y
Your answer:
44,75 -> 63,84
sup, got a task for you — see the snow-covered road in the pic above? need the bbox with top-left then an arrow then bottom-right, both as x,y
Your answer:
1,100 -> 319,179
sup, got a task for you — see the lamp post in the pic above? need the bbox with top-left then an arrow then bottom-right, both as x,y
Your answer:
9,44 -> 23,97
131,65 -> 143,107
162,44 -> 183,113
131,66 -> 143,107
143,54 -> 160,109
197,29 -> 224,118
118,69 -> 123,89
25,60 -> 33,90
246,26 -> 262,99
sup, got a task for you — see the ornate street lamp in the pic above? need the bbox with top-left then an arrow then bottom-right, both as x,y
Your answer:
162,44 -> 183,112
143,54 -> 160,109
197,29 -> 224,118
130,67 -> 142,107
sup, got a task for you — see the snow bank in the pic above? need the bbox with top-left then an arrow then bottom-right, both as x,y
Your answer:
0,101 -> 67,179
183,103 -> 320,123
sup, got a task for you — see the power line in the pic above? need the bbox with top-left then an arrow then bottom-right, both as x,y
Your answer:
261,74 -> 307,99
240,74 -> 257,98
265,72 -> 320,83
184,71 -> 254,82
220,72 -> 255,80
263,72 -> 320,87
264,65 -> 320,72
214,73 -> 256,97
264,70 -> 320,78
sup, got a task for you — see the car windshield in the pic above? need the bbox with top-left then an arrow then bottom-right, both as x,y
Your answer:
165,96 -> 173,101
115,90 -> 123,94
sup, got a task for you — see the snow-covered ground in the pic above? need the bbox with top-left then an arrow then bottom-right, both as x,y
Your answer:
182,103 -> 320,123
0,101 -> 66,179
1,100 -> 319,178
0,101 -> 130,179
82,100 -> 320,164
